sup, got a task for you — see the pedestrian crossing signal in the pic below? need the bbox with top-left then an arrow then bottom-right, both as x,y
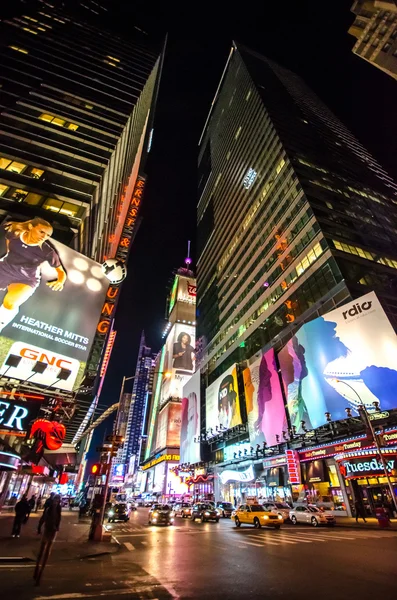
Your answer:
91,463 -> 101,475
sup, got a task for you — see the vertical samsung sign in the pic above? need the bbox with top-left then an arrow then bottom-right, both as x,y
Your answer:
86,176 -> 145,377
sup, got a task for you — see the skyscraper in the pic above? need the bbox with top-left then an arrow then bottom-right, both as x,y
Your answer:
0,0 -> 163,261
121,332 -> 155,475
197,41 -> 397,388
348,1 -> 397,80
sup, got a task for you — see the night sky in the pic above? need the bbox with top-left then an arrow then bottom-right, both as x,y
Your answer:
89,0 -> 397,459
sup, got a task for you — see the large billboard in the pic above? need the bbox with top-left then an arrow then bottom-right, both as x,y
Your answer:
155,401 -> 182,451
279,291 -> 397,433
160,323 -> 196,402
206,363 -> 242,431
0,216 -> 108,390
243,348 -> 288,448
180,370 -> 201,464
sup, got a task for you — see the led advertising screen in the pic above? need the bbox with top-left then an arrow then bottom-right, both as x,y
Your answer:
206,363 -> 242,431
243,348 -> 288,447
279,291 -> 397,433
0,216 -> 108,390
180,370 -> 201,464
155,401 -> 182,451
160,323 -> 196,402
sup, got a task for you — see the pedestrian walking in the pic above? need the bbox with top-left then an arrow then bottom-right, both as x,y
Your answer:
11,494 -> 30,537
26,495 -> 36,520
34,494 -> 62,585
354,499 -> 367,523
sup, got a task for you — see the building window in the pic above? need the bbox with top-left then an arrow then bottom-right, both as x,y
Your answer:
0,158 -> 12,169
106,55 -> 120,63
42,198 -> 62,212
0,184 -> 9,196
4,160 -> 27,174
235,126 -> 242,140
28,167 -> 44,179
10,189 -> 28,202
245,89 -> 252,101
42,198 -> 80,217
9,45 -> 28,53
39,114 -> 79,130
24,192 -> 43,205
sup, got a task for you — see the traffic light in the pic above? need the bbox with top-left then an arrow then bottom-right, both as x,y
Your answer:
91,463 -> 101,475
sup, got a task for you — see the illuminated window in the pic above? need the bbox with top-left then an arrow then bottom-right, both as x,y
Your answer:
39,113 -> 54,122
39,114 -> 78,130
52,117 -> 66,127
29,167 -> 44,179
24,192 -> 43,205
85,104 -> 93,110
275,158 -> 285,175
42,198 -> 62,212
11,189 -> 28,202
106,55 -> 120,62
333,239 -> 397,271
245,89 -> 252,101
23,27 -> 38,34
103,60 -> 117,67
0,157 -> 12,169
59,202 -> 79,217
7,161 -> 27,174
23,15 -> 38,22
235,126 -> 242,140
9,45 -> 28,54
0,184 -> 9,196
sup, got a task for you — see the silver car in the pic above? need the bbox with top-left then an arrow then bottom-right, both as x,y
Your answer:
262,501 -> 292,522
290,505 -> 335,527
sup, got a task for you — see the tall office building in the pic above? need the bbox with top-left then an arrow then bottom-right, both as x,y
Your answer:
348,1 -> 397,80
197,42 -> 397,387
121,332 -> 155,475
0,0 -> 163,261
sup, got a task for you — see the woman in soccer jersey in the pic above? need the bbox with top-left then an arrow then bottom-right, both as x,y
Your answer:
0,217 -> 66,332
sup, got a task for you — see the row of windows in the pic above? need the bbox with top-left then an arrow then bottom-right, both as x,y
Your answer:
332,240 -> 397,270
208,241 -> 327,367
39,113 -> 79,130
206,229 -> 324,359
0,184 -> 84,219
0,156 -> 44,178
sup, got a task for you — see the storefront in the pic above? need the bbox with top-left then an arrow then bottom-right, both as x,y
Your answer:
187,471 -> 214,502
335,446 -> 397,518
260,456 -> 292,504
214,462 -> 263,505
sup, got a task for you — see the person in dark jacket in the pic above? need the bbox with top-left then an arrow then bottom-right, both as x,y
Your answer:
11,494 -> 30,537
27,495 -> 36,519
34,494 -> 62,584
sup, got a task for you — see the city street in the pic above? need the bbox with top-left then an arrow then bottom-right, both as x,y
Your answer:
1,508 -> 397,600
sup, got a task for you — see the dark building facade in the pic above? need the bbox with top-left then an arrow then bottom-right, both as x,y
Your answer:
122,332 -> 155,474
0,0 -> 163,261
197,42 -> 397,385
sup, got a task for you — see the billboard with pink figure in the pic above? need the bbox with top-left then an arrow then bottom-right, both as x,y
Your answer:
243,348 -> 288,447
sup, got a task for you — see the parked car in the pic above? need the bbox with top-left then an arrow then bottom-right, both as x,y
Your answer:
290,505 -> 336,527
107,503 -> 130,523
234,504 -> 283,529
175,502 -> 193,518
261,501 -> 292,522
216,502 -> 235,518
148,504 -> 175,526
191,503 -> 219,522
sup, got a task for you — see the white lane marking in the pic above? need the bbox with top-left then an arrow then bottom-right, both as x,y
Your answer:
0,564 -> 33,568
34,590 -> 137,600
124,542 -> 135,551
141,541 -> 148,545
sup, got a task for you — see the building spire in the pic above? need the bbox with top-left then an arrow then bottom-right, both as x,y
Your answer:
185,240 -> 192,268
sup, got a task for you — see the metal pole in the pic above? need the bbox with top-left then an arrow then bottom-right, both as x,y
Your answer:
336,379 -> 397,514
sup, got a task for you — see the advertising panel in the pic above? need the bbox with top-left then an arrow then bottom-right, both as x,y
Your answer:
243,348 -> 288,448
0,215 -> 108,390
168,275 -> 196,316
180,370 -> 201,464
279,292 -> 397,433
155,402 -> 182,451
206,363 -> 242,431
0,398 -> 42,436
160,323 -> 196,402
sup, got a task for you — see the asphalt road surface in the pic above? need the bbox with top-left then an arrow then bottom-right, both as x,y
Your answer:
1,508 -> 397,600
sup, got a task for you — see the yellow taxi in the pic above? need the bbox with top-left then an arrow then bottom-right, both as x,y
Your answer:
234,503 -> 283,529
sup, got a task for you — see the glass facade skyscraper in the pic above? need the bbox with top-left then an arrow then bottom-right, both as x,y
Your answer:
0,0 -> 163,261
197,42 -> 397,386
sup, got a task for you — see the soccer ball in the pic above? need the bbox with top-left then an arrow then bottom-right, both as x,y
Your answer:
101,259 -> 127,284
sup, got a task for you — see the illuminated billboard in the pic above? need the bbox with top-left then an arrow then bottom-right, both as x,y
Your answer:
278,291 -> 397,433
0,216 -> 108,390
155,401 -> 182,451
206,363 -> 242,431
168,275 -> 196,316
160,323 -> 196,402
243,348 -> 288,448
180,370 -> 201,464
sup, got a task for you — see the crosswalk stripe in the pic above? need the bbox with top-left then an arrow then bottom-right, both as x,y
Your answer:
239,540 -> 265,547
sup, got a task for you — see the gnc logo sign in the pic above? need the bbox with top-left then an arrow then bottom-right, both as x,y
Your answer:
1,342 -> 80,392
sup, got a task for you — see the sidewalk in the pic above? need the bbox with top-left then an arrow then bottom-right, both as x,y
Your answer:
335,516 -> 397,530
0,509 -> 120,562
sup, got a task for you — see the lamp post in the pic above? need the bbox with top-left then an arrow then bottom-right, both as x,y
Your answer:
334,378 -> 397,514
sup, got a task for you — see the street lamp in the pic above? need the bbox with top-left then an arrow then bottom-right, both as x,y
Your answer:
333,378 -> 397,514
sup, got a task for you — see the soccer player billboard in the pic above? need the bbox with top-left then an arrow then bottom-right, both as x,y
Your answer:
0,215 -> 108,391
206,363 -> 242,432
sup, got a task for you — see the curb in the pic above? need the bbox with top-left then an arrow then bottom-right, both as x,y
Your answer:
0,556 -> 35,563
